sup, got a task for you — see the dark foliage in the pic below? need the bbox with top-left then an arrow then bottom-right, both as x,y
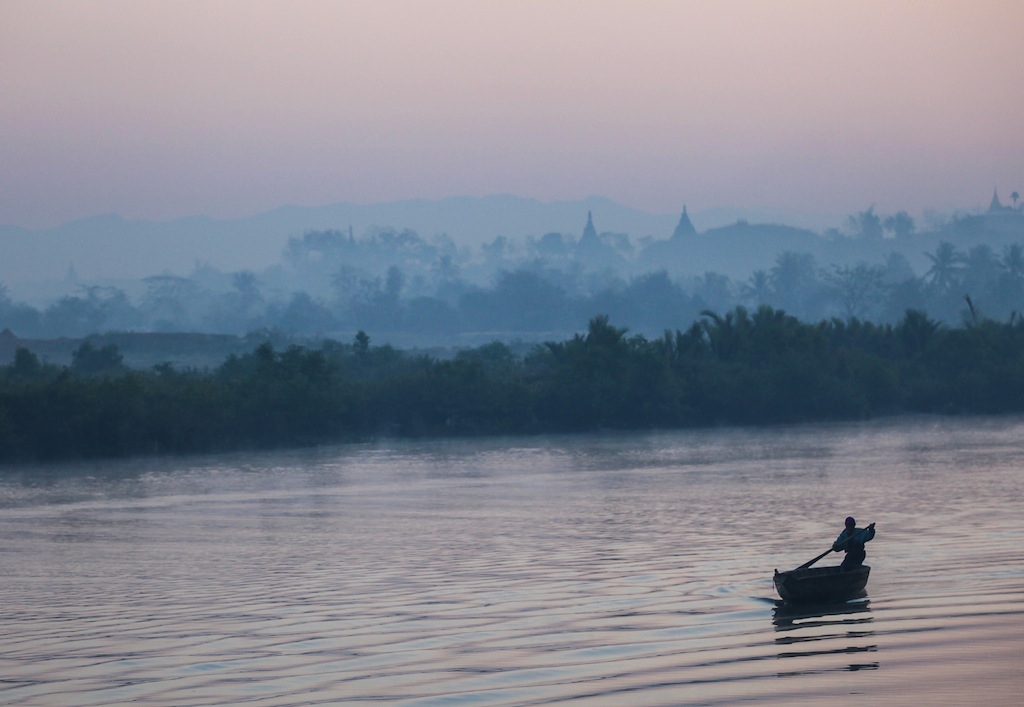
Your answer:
3,307 -> 1024,463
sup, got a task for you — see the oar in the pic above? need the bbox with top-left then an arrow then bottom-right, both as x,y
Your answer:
796,547 -> 834,570
795,522 -> 875,570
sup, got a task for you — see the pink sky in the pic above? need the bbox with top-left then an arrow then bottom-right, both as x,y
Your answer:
2,0 -> 1023,229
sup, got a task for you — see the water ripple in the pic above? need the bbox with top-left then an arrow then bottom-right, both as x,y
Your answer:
1,418 -> 1022,705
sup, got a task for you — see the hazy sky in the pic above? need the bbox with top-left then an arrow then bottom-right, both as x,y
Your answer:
3,0 -> 1023,229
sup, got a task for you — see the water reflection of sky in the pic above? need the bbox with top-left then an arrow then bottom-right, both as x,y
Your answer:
0,416 -> 1022,704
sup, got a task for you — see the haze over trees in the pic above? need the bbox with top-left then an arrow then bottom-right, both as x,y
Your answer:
1,193 -> 1023,363
3,192 -> 1023,463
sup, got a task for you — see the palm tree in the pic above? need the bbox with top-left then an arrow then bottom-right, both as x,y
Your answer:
699,309 -> 742,360
924,242 -> 963,292
741,270 -> 770,306
1012,191 -> 1020,210
584,314 -> 628,350
896,309 -> 939,357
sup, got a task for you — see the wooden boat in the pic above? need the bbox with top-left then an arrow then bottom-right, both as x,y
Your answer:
773,564 -> 870,603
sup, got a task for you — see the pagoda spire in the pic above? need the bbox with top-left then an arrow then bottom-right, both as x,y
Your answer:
989,189 -> 1003,213
671,205 -> 696,239
581,210 -> 598,242
987,187 -> 1003,212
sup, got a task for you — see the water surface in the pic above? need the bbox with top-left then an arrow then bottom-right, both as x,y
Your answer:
1,416 -> 1021,705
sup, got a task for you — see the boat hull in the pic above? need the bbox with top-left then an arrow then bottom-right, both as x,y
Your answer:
773,565 -> 870,603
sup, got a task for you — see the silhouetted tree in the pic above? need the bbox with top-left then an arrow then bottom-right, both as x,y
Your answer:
694,272 -> 734,314
769,251 -> 822,319
42,295 -> 104,338
924,242 -> 963,292
849,206 -> 884,240
461,269 -> 570,332
141,275 -> 201,331
883,211 -> 916,239
826,263 -> 886,320
1000,244 -> 1024,279
610,271 -> 693,332
896,309 -> 939,358
71,341 -> 124,375
741,270 -> 771,307
7,348 -> 42,381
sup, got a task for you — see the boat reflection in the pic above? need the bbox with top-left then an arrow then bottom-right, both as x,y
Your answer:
772,596 -> 872,629
772,598 -> 878,673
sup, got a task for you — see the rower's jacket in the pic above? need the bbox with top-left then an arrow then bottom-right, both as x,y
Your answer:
833,525 -> 875,552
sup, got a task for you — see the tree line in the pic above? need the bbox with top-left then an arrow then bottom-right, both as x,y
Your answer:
3,241 -> 1024,341
2,307 -> 1023,463
3,204 -> 1024,342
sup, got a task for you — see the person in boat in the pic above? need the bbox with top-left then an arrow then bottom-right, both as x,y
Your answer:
832,516 -> 875,571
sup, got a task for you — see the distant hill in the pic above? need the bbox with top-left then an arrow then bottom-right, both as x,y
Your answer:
0,196 -> 842,284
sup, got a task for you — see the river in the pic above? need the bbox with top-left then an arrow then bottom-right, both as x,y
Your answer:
0,415 -> 1021,705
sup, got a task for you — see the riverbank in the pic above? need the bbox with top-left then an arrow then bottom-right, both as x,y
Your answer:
2,308 -> 1023,464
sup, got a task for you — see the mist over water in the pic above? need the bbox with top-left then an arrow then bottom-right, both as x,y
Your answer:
1,416 -> 1021,705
